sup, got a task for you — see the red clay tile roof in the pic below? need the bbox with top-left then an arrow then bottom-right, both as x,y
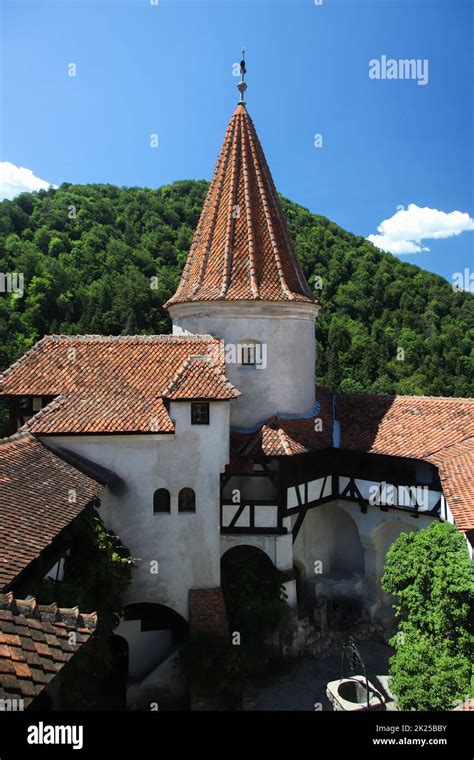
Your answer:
25,393 -> 173,435
0,592 -> 96,707
230,390 -> 474,530
336,393 -> 474,461
336,393 -> 474,530
240,414 -> 333,458
230,388 -> 333,460
165,104 -> 316,307
0,335 -> 234,434
0,432 -> 102,589
429,438 -> 474,531
163,355 -> 240,400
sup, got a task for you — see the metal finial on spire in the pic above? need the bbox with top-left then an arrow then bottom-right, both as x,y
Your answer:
237,48 -> 247,104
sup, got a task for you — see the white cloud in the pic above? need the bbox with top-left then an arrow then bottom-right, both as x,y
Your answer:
0,161 -> 58,201
367,203 -> 474,254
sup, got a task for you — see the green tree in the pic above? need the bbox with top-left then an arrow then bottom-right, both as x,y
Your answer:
382,522 -> 474,710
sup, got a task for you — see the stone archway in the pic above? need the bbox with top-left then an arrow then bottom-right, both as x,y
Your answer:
294,502 -> 364,578
115,602 -> 188,682
220,544 -> 285,635
294,503 -> 365,626
328,507 -> 365,576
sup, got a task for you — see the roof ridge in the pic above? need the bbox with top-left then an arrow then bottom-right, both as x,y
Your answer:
276,425 -> 292,455
0,430 -> 33,446
0,592 -> 97,628
334,388 -> 474,403
0,335 -> 224,392
240,113 -> 259,298
194,115 -> 237,299
245,113 -> 294,301
40,333 -> 221,343
0,335 -> 51,387
18,394 -> 67,432
219,113 -> 241,298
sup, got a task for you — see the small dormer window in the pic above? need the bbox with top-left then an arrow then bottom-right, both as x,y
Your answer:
240,343 -> 256,366
191,402 -> 209,425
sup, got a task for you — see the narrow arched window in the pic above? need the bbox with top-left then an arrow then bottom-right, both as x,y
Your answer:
153,488 -> 170,513
179,488 -> 196,513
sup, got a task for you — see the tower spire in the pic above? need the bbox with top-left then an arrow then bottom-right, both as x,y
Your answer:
165,80 -> 316,308
237,48 -> 247,104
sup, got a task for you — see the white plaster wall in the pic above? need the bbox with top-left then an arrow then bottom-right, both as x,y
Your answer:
293,499 -> 437,616
220,534 -> 278,566
169,301 -> 319,427
294,499 -> 435,576
41,401 -> 230,621
113,618 -> 173,681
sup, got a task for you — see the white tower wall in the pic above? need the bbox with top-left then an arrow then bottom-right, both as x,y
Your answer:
170,300 -> 319,428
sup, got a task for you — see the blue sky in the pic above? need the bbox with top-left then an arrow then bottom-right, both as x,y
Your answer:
1,0 -> 473,282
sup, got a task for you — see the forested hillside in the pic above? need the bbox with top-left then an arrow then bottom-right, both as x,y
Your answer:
0,181 -> 472,399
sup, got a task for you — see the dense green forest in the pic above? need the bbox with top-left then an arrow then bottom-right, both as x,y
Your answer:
0,180 -> 472,400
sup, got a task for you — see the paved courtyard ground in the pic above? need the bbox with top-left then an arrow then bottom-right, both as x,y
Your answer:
246,639 -> 397,711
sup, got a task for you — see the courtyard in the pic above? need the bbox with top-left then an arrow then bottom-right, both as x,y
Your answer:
244,640 -> 397,711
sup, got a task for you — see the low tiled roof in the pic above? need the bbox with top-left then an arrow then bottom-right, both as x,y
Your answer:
0,592 -> 96,707
165,104 -> 316,307
0,335 -> 233,434
429,438 -> 474,531
336,393 -> 473,461
24,393 -> 173,435
230,389 -> 333,461
337,393 -> 474,530
163,355 -> 240,400
239,418 -> 325,457
230,390 -> 474,530
0,433 -> 102,589
241,416 -> 333,460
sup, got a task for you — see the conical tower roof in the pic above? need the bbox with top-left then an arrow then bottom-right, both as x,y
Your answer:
166,102 -> 315,307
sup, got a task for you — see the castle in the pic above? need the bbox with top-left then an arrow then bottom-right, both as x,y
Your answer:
1,61 -> 472,706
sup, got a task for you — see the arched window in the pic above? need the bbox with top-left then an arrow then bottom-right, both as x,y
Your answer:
153,488 -> 170,513
179,488 -> 196,513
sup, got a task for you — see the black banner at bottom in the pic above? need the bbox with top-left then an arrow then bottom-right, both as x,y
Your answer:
0,709 -> 472,758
